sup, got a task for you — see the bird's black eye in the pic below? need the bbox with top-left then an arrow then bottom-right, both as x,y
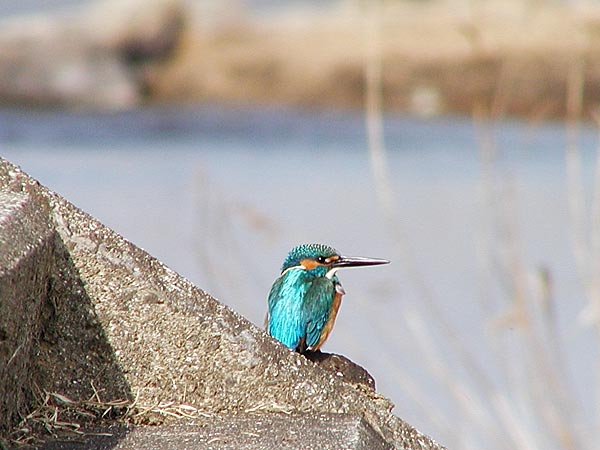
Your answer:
316,256 -> 327,264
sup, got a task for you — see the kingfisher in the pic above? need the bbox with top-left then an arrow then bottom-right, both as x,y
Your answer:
266,243 -> 389,353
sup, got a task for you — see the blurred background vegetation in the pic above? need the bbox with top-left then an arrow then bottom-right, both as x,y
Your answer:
3,0 -> 600,119
2,1 -> 600,449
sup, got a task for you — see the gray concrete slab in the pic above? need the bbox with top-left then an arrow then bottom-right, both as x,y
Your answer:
40,414 -> 392,450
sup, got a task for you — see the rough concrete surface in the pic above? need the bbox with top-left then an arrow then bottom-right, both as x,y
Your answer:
40,414 -> 391,450
0,157 -> 445,449
0,189 -> 55,435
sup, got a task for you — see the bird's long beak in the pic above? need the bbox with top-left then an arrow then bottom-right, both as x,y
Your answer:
331,255 -> 390,268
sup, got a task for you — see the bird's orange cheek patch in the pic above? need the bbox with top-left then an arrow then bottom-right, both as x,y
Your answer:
300,259 -> 319,270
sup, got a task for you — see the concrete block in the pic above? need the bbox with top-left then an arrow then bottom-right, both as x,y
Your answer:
0,158 -> 446,450
40,414 -> 392,450
0,189 -> 54,434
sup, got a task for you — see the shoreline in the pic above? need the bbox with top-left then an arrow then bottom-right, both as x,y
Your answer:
2,0 -> 600,121
147,2 -> 600,122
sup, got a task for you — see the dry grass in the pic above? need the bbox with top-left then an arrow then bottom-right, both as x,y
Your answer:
7,383 -> 129,447
4,381 -> 220,448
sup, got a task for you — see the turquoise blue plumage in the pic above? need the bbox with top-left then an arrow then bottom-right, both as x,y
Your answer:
267,243 -> 389,353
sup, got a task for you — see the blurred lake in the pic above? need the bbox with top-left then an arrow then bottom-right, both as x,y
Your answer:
1,104 -> 596,447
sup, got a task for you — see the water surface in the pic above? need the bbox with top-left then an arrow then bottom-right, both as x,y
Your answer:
1,104 -> 596,448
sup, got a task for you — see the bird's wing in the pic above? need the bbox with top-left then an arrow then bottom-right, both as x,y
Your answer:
303,277 -> 336,349
267,271 -> 310,350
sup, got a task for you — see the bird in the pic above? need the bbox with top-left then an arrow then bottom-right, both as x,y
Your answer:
266,243 -> 389,353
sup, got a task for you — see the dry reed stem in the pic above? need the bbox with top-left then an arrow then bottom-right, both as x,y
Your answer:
565,52 -> 588,282
564,39 -> 599,450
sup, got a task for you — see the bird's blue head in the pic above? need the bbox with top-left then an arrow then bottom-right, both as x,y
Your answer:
281,243 -> 339,272
280,243 -> 389,275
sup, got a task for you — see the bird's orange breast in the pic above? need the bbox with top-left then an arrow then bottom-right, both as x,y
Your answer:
312,285 -> 344,351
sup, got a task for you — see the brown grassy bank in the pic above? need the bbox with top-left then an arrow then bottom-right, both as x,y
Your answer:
149,1 -> 600,120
